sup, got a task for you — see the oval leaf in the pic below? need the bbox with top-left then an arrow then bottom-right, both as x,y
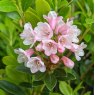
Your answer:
36,0 -> 50,17
0,80 -> 26,95
0,0 -> 17,12
44,74 -> 57,91
59,81 -> 73,95
2,56 -> 18,66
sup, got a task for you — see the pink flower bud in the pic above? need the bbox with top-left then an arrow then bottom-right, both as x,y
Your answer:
50,54 -> 59,64
61,56 -> 74,69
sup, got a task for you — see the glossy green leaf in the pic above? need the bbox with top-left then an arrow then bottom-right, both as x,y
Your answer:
50,92 -> 62,95
59,5 -> 71,18
84,91 -> 91,95
6,12 -> 20,20
44,74 -> 57,91
36,0 -> 50,17
2,56 -> 18,66
20,82 -> 32,88
33,81 -> 44,87
85,18 -> 94,25
74,82 -> 84,94
21,0 -> 33,11
0,89 -> 6,95
0,0 -> 17,12
6,65 -> 28,83
24,8 -> 41,27
0,80 -> 26,95
34,71 -> 46,81
16,64 -> 31,74
59,81 -> 73,95
84,34 -> 91,43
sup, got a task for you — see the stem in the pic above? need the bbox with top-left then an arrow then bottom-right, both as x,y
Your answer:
79,28 -> 90,43
55,0 -> 58,12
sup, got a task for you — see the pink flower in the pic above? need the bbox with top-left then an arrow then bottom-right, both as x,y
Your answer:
50,54 -> 59,64
58,35 -> 72,49
26,57 -> 46,73
43,11 -> 63,30
36,43 -> 43,52
42,40 -> 57,56
59,19 -> 81,43
20,23 -> 36,46
34,22 -> 53,41
14,48 -> 34,63
70,42 -> 87,61
61,56 -> 74,69
55,19 -> 65,34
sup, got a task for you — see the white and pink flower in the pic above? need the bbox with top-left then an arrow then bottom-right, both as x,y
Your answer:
26,57 -> 46,73
58,35 -> 72,49
15,11 -> 87,73
43,11 -> 63,30
42,40 -> 57,56
14,48 -> 34,63
20,23 -> 36,47
34,22 -> 53,41
70,42 -> 87,61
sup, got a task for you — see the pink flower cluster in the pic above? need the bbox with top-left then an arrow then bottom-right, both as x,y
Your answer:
15,11 -> 87,73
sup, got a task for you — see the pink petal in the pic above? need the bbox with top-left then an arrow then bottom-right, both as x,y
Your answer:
36,43 -> 43,51
25,49 -> 34,56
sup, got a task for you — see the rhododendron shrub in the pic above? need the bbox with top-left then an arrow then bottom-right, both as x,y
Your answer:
15,11 -> 87,73
0,0 -> 93,95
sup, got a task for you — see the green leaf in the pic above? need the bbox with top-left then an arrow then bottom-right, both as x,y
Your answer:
59,81 -> 73,95
84,34 -> 91,43
0,69 -> 5,80
6,12 -> 20,20
20,82 -> 32,88
33,81 -> 44,87
24,8 -> 41,28
0,0 -> 17,12
58,0 -> 69,9
16,64 -> 31,74
0,89 -> 6,95
2,56 -> 18,66
50,92 -> 62,95
21,0 -> 33,11
59,5 -> 71,18
36,0 -> 50,17
6,65 -> 28,83
54,68 -> 66,81
0,80 -> 26,95
63,73 -> 76,81
74,82 -> 84,94
84,91 -> 91,95
44,74 -> 57,91
85,18 -> 94,25
34,71 -> 46,81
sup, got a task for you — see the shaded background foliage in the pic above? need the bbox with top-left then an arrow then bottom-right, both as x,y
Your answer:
0,0 -> 94,95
